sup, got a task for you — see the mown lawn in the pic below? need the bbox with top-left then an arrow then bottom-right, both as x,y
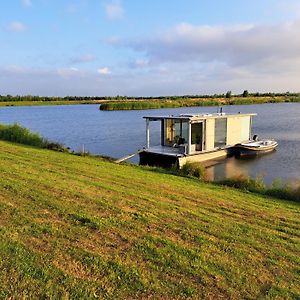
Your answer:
0,141 -> 299,299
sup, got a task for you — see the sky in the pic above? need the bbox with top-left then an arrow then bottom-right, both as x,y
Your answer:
1,0 -> 300,96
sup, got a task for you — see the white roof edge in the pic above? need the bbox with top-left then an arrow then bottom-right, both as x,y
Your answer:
143,112 -> 257,120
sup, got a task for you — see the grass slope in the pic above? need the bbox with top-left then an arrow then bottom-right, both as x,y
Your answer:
0,141 -> 299,299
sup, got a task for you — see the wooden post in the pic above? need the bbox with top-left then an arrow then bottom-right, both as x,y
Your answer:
188,121 -> 192,155
146,119 -> 150,148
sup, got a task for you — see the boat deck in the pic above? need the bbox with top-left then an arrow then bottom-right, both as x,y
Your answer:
145,145 -> 233,157
145,146 -> 184,157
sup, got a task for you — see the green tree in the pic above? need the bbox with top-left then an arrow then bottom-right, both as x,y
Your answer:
242,90 -> 249,97
225,91 -> 232,98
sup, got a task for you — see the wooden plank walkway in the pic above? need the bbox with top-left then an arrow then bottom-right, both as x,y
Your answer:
115,149 -> 144,164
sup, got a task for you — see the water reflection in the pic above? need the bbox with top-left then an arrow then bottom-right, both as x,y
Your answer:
205,152 -> 276,184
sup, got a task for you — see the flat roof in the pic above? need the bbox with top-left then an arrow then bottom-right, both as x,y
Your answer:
144,112 -> 257,122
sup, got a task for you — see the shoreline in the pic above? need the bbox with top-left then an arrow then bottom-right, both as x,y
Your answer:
1,94 -> 300,109
99,96 -> 300,111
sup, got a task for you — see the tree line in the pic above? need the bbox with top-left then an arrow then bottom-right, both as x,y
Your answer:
0,91 -> 299,102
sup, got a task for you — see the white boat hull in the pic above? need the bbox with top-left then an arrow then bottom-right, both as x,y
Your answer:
234,140 -> 278,156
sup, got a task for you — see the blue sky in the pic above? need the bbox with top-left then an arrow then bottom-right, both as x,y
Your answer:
1,0 -> 300,96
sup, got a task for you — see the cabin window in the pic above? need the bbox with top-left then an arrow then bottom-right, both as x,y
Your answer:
165,119 -> 174,145
178,121 -> 189,144
214,118 -> 227,148
164,119 -> 188,146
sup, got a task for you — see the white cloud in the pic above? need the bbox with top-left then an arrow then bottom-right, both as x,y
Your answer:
126,19 -> 300,70
2,17 -> 300,97
104,1 -> 124,20
128,58 -> 150,69
106,18 -> 298,94
97,67 -> 111,75
106,35 -> 121,45
1,63 -> 300,97
21,0 -> 32,7
7,21 -> 27,33
134,59 -> 149,68
57,67 -> 83,79
70,54 -> 96,64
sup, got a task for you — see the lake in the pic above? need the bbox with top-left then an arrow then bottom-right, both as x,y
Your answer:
0,103 -> 299,185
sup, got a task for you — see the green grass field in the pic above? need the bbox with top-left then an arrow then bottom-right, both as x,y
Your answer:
0,140 -> 299,299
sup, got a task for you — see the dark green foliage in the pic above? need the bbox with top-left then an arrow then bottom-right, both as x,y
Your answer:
217,175 -> 300,203
0,123 -> 66,151
100,93 -> 300,111
179,163 -> 205,179
0,123 -> 46,147
1,93 -> 300,109
100,99 -> 221,111
1,92 -> 299,103
225,91 -> 232,99
242,90 -> 249,97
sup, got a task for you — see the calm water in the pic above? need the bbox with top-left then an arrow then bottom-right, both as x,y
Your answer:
0,103 -> 299,184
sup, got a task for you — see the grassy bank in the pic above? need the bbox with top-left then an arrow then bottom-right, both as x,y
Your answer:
0,95 -> 120,107
0,140 -> 299,299
0,123 -> 66,151
217,175 -> 300,203
0,100 -> 108,107
100,95 -> 300,111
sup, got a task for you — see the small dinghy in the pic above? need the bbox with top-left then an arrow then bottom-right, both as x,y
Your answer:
234,137 -> 278,156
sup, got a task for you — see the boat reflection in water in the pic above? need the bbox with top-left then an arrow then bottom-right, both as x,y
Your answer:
204,151 -> 277,183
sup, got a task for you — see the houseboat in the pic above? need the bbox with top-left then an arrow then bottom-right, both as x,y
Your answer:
139,112 -> 257,168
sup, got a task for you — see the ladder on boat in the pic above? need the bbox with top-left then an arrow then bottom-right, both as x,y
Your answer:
115,149 -> 144,164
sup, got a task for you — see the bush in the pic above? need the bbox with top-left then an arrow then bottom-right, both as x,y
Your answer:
179,163 -> 205,179
0,123 -> 46,147
217,175 -> 300,203
0,123 -> 66,151
218,174 -> 266,193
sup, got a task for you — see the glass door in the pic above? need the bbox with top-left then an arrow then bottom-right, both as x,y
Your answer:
191,123 -> 203,151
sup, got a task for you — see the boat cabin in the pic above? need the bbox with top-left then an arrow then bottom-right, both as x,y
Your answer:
140,112 -> 256,167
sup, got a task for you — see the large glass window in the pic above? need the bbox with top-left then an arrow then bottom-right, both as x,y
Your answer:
165,119 -> 189,145
214,118 -> 227,148
180,122 -> 189,144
